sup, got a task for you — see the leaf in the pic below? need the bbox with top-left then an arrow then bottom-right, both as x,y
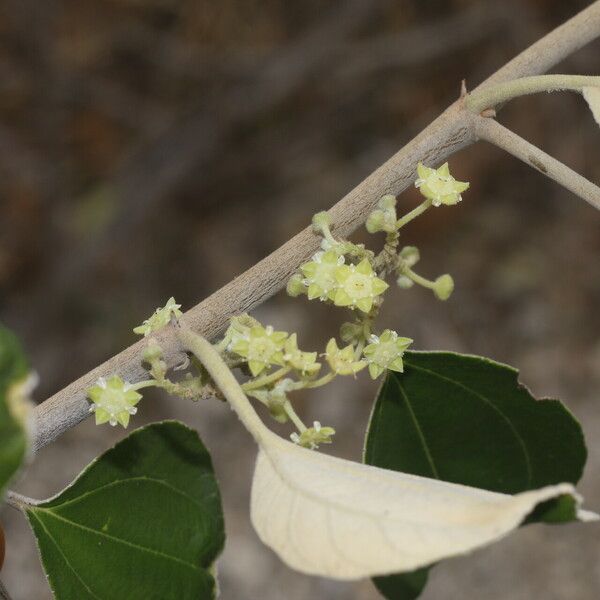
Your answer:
26,421 -> 224,600
175,325 -> 595,587
250,426 -> 590,581
364,351 -> 591,599
0,324 -> 30,498
583,86 -> 600,126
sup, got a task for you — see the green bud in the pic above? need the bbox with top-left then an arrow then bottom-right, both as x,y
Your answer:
286,273 -> 307,297
434,274 -> 454,300
396,275 -> 414,289
312,211 -> 331,233
142,339 -> 163,363
339,321 -> 363,343
399,246 -> 420,267
365,209 -> 386,233
378,194 -> 397,210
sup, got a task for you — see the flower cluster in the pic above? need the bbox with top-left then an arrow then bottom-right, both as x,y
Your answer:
88,163 -> 468,450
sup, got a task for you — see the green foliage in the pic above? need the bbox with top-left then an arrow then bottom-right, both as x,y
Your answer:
364,351 -> 587,599
0,324 -> 29,498
27,421 -> 225,600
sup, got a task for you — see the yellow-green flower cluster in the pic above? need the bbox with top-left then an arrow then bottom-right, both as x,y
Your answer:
415,162 -> 469,207
295,253 -> 388,314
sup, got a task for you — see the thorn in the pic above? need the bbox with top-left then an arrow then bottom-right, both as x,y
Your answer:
460,79 -> 468,98
480,108 -> 497,118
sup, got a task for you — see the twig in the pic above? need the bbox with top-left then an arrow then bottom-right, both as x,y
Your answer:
29,2 -> 600,452
474,116 -> 600,211
466,74 -> 600,114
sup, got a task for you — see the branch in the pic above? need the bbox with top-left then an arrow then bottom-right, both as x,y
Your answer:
474,116 -> 600,210
30,1 -> 600,452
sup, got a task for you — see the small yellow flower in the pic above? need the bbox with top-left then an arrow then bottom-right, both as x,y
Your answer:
87,375 -> 142,428
333,259 -> 388,313
231,325 -> 288,376
290,421 -> 335,450
415,162 -> 469,207
282,334 -> 321,376
300,251 -> 345,301
324,338 -> 366,375
363,330 -> 413,379
133,297 -> 183,337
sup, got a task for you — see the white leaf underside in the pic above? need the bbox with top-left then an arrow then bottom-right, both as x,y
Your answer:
583,86 -> 600,125
250,430 -> 596,581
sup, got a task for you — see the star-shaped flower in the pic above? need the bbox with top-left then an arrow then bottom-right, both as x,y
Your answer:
290,421 -> 335,450
282,334 -> 321,376
363,330 -> 413,379
300,251 -> 345,301
231,325 -> 288,376
415,162 -> 469,207
133,297 -> 183,336
87,375 -> 142,428
324,338 -> 366,376
332,259 -> 388,313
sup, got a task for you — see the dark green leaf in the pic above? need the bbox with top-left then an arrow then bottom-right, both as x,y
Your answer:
0,324 -> 29,497
27,421 -> 225,600
373,568 -> 429,600
364,351 -> 586,600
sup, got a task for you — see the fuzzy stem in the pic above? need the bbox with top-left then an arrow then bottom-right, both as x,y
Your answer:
400,266 -> 436,290
242,367 -> 292,392
176,321 -> 271,444
304,371 -> 336,389
466,74 -> 600,114
283,401 -> 307,433
396,198 -> 432,229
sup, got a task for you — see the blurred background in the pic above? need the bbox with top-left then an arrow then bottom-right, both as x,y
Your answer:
1,0 -> 599,598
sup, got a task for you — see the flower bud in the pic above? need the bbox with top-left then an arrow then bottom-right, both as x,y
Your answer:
378,194 -> 397,210
399,246 -> 420,267
339,322 -> 363,343
312,211 -> 331,233
434,274 -> 454,300
365,209 -> 386,233
286,273 -> 307,297
396,275 -> 414,289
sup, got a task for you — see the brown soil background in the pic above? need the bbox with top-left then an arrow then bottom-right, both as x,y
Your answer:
1,1 -> 599,598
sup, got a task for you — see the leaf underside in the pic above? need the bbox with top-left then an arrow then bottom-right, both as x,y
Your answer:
0,324 -> 29,498
364,351 -> 587,600
251,424 -> 581,581
27,421 -> 225,600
